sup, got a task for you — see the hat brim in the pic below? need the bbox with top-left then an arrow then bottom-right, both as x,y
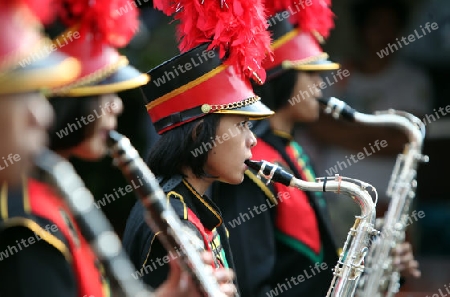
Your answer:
282,58 -> 340,71
0,50 -> 81,95
56,64 -> 150,97
214,98 -> 274,120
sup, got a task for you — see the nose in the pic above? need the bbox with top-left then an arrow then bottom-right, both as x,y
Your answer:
28,93 -> 54,129
103,93 -> 124,115
313,74 -> 324,97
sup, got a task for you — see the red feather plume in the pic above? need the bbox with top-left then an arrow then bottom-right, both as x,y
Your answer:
154,0 -> 273,84
265,0 -> 335,39
58,0 -> 139,50
0,0 -> 58,24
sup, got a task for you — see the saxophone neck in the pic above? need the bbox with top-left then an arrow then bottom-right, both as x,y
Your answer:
319,97 -> 428,161
245,159 -> 377,223
303,176 -> 377,223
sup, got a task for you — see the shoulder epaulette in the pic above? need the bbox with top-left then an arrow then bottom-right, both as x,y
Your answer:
0,182 -> 72,261
166,191 -> 188,221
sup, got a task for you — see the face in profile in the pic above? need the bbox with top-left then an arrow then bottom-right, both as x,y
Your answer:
0,92 -> 54,185
285,71 -> 323,122
204,115 -> 257,184
69,94 -> 123,160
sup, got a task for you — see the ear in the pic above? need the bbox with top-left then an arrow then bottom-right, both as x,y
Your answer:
191,119 -> 205,141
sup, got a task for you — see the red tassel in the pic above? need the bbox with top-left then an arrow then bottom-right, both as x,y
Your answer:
265,0 -> 335,39
58,0 -> 139,49
154,0 -> 273,84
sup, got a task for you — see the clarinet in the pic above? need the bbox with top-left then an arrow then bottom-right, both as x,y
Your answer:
318,97 -> 429,297
34,148 -> 153,297
244,159 -> 379,297
107,130 -> 227,297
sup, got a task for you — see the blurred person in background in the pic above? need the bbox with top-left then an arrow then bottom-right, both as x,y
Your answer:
0,0 -> 80,186
306,0 -> 434,243
0,0 -> 234,296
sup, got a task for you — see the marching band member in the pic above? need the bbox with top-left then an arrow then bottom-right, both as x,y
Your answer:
215,1 -> 421,296
214,1 -> 339,295
0,0 -> 229,296
0,0 -> 80,186
121,0 -> 274,294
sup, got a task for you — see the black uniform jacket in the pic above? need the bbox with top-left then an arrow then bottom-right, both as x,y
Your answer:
0,176 -> 110,297
122,175 -> 237,292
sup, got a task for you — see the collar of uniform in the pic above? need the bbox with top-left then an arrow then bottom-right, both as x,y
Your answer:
181,179 -> 223,231
272,129 -> 293,145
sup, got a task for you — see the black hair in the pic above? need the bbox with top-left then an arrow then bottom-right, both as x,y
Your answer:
252,69 -> 298,111
48,96 -> 100,151
147,114 -> 222,178
351,0 -> 409,31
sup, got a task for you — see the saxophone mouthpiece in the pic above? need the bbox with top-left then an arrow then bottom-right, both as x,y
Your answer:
244,159 -> 261,171
245,159 -> 293,186
318,97 -> 356,122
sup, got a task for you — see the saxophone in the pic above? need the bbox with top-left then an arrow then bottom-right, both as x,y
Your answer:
244,159 -> 379,297
34,148 -> 153,297
107,130 -> 229,297
318,97 -> 429,297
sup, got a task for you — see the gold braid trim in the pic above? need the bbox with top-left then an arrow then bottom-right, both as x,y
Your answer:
182,180 -> 223,229
244,170 -> 278,205
271,30 -> 299,51
49,56 -> 129,96
273,129 -> 293,141
142,231 -> 162,267
1,183 -> 8,220
146,64 -> 227,110
282,52 -> 330,69
166,191 -> 188,220
201,96 -> 261,113
1,217 -> 72,262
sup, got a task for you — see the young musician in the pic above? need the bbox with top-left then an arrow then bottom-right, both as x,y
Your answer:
0,1 -> 233,296
214,0 -> 421,296
121,0 -> 273,294
0,0 -> 80,186
214,2 -> 339,295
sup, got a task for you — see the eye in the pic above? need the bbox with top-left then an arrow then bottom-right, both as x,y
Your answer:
236,120 -> 250,129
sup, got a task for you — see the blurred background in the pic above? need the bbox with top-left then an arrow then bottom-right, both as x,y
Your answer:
60,0 -> 450,293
